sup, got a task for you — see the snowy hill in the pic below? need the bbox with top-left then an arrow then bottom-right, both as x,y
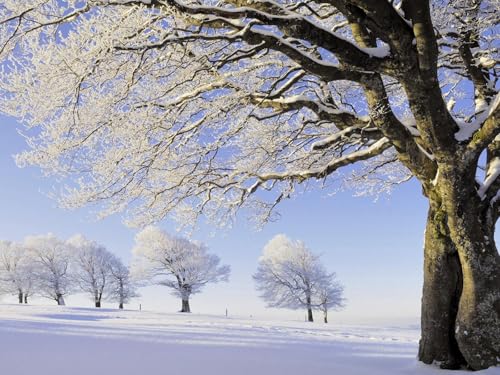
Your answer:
0,305 -> 498,375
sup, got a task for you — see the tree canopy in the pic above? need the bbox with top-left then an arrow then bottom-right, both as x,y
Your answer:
132,226 -> 230,312
0,1 -> 495,228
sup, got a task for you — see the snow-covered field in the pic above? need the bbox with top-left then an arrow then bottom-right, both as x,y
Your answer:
0,305 -> 498,375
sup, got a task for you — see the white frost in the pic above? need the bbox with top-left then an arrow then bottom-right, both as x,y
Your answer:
478,157 -> 500,199
359,44 -> 391,58
455,92 -> 500,142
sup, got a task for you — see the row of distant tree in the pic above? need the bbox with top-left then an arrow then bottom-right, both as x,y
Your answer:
0,234 -> 137,308
0,230 -> 344,322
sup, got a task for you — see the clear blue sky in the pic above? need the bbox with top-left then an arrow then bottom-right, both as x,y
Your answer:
0,114 -> 428,324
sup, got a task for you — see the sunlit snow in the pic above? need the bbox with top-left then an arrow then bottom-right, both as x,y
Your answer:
1,305 -> 499,375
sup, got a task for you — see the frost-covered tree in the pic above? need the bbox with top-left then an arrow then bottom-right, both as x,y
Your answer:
0,240 -> 36,303
314,278 -> 345,324
69,235 -> 114,308
132,227 -> 230,313
0,0 -> 499,369
25,234 -> 74,306
107,255 -> 139,309
254,235 -> 343,322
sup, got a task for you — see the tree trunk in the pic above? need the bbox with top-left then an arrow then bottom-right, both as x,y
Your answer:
181,299 -> 191,313
24,295 -> 28,304
416,166 -> 500,370
306,295 -> 313,322
455,243 -> 500,370
418,201 -> 465,369
119,302 -> 123,309
18,291 -> 23,304
306,308 -> 313,322
56,294 -> 65,306
439,171 -> 500,370
94,291 -> 101,308
323,311 -> 328,324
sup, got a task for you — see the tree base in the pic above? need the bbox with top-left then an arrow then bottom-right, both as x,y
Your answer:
180,299 -> 191,313
418,203 -> 465,367
455,294 -> 500,370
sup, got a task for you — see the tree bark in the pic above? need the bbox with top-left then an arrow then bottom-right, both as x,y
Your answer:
119,302 -> 123,309
24,295 -> 28,304
95,300 -> 101,308
418,200 -> 465,369
323,311 -> 328,324
439,170 -> 500,370
181,299 -> 191,313
455,241 -> 500,370
18,291 -> 23,304
56,294 -> 65,306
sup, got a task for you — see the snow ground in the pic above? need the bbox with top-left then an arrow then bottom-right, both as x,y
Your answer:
0,305 -> 498,375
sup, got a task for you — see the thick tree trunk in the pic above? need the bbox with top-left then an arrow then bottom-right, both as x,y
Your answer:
56,294 -> 65,306
418,201 -> 465,369
439,172 -> 500,370
455,243 -> 500,370
119,302 -> 123,309
18,291 -> 23,304
24,295 -> 28,304
181,299 -> 191,313
418,167 -> 500,370
95,300 -> 101,308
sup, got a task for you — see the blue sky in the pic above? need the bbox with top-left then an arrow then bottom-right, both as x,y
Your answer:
0,113 -> 428,324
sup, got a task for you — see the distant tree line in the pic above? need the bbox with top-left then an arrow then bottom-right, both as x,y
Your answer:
1,230 -> 344,322
0,234 -> 137,309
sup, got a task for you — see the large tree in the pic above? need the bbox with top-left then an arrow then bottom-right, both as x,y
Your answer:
132,226 -> 230,313
254,234 -> 344,322
69,234 -> 114,308
25,234 -> 74,306
0,0 -> 498,370
0,240 -> 36,303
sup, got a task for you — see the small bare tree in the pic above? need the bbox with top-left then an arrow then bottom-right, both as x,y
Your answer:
314,279 -> 345,324
107,255 -> 139,309
132,226 -> 230,313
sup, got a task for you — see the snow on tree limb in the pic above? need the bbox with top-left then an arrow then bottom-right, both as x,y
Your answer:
0,0 -> 498,227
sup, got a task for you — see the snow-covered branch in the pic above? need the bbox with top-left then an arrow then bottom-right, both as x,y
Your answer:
131,227 -> 230,312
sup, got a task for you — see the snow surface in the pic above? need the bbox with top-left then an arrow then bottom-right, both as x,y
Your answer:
0,304 -> 498,375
